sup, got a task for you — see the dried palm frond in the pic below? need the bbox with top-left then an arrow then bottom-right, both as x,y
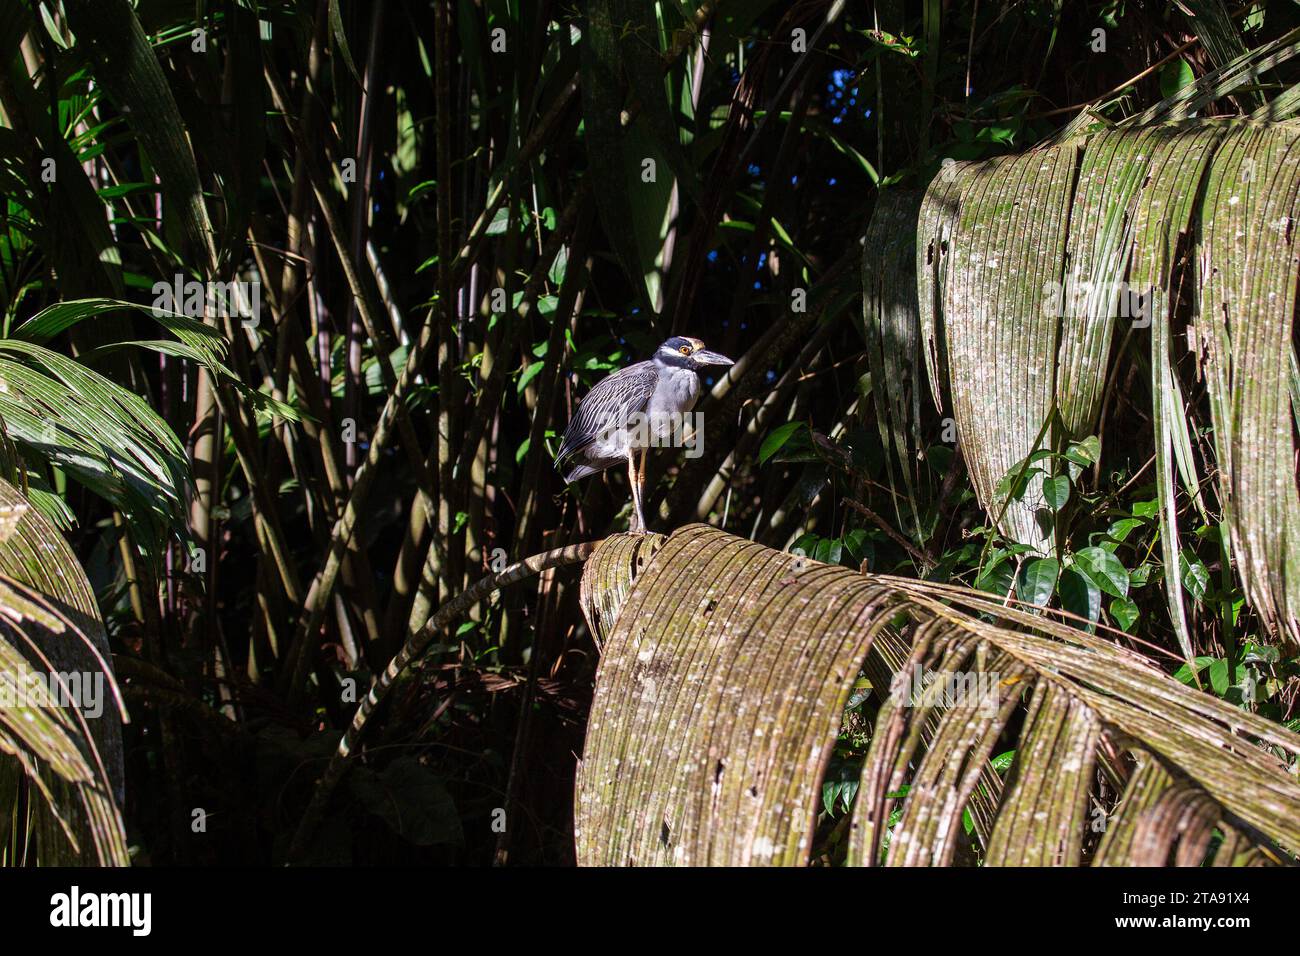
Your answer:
576,526 -> 1300,866
891,117 -> 1300,649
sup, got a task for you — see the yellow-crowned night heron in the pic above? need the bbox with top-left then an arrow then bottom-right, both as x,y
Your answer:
556,336 -> 734,532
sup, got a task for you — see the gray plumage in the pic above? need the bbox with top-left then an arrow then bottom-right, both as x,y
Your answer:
554,336 -> 734,532
555,359 -> 659,481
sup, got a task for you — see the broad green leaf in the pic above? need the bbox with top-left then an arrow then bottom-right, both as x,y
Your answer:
1041,475 -> 1070,512
1065,435 -> 1101,465
517,360 -> 545,394
1159,58 -> 1196,100
975,554 -> 1015,597
1110,597 -> 1139,631
1179,549 -> 1211,602
1174,656 -> 1219,685
1105,517 -> 1145,544
1059,566 -> 1101,626
1017,557 -> 1059,606
1063,435 -> 1100,479
759,422 -> 804,464
1207,658 -> 1231,696
1073,546 -> 1129,598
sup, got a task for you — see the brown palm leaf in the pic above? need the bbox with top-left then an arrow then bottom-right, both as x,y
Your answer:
576,526 -> 1300,866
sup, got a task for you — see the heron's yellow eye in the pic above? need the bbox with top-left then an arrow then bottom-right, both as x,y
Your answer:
680,345 -> 692,354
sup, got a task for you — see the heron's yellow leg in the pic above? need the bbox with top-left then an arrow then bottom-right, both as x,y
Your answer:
626,449 -> 644,533
636,448 -> 649,530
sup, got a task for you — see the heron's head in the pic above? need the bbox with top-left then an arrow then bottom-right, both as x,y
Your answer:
655,336 -> 735,371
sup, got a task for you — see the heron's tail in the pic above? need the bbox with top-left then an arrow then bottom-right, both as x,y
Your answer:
561,461 -> 602,483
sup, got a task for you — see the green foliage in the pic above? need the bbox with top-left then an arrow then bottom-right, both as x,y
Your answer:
3,0 -> 1298,868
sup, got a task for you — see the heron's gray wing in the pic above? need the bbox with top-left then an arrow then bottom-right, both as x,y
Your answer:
556,360 -> 657,465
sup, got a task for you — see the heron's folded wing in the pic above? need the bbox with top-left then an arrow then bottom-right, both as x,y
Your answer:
555,360 -> 658,465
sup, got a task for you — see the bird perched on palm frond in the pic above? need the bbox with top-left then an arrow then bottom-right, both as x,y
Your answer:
555,336 -> 734,532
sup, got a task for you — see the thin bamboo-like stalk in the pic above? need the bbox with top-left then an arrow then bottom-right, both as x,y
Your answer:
286,540 -> 600,862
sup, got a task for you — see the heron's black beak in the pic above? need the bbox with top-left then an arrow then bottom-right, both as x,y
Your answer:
693,349 -> 734,367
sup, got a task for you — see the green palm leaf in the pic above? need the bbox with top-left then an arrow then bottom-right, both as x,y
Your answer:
0,477 -> 127,866
0,297 -> 298,541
